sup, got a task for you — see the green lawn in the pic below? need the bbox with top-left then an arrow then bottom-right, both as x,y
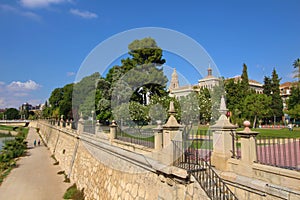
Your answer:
186,125 -> 300,138
0,125 -> 14,131
254,128 -> 300,138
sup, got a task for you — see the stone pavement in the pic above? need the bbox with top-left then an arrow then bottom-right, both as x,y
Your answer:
0,127 -> 71,200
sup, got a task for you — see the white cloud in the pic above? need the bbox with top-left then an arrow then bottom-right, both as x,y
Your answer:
0,4 -> 41,21
67,71 -> 75,77
19,0 -> 72,9
70,8 -> 98,19
7,80 -> 41,91
0,80 -> 42,108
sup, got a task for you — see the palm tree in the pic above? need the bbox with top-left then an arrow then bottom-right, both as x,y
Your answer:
293,58 -> 300,83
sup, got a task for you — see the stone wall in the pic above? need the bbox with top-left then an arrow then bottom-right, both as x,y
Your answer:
34,120 -> 300,200
36,121 -> 209,200
36,122 -> 77,174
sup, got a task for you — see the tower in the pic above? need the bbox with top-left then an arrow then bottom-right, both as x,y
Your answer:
169,68 -> 179,91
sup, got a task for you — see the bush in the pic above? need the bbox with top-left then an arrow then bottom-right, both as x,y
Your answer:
63,184 -> 84,200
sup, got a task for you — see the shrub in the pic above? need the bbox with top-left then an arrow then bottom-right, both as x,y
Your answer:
63,184 -> 84,200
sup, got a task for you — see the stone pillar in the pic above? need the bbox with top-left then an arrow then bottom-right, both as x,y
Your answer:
211,96 -> 237,171
110,120 -> 117,142
69,119 -> 73,129
236,121 -> 259,164
95,120 -> 101,137
60,115 -> 64,129
77,113 -> 84,135
153,120 -> 163,151
162,101 -> 183,165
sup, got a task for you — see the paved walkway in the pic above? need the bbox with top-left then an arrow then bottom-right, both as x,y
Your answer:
0,128 -> 71,200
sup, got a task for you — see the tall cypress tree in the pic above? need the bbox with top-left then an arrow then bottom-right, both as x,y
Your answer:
241,63 -> 250,96
263,76 -> 272,96
270,68 -> 283,120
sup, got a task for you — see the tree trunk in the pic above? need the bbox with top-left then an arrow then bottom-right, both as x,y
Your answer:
253,115 -> 257,128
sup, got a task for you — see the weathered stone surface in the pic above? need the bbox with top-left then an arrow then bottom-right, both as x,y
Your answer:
36,121 -> 210,200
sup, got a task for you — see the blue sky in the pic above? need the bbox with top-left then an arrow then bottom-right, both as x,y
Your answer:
0,0 -> 299,108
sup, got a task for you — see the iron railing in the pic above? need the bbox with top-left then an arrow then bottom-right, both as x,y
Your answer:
256,136 -> 300,171
83,125 -> 95,134
116,127 -> 154,148
173,140 -> 238,200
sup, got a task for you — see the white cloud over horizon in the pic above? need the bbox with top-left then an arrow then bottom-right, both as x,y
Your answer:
19,0 -> 72,9
7,80 -> 41,91
0,80 -> 42,108
70,8 -> 98,19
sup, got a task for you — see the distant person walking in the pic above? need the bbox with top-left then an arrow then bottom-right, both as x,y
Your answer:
288,123 -> 293,131
34,140 -> 37,147
38,139 -> 40,146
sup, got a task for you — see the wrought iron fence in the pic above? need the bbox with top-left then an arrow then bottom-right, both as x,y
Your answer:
173,138 -> 238,200
83,125 -> 96,134
116,127 -> 154,148
256,136 -> 300,171
181,129 -> 213,163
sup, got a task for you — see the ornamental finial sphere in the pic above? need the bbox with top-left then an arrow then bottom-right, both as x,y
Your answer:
243,120 -> 251,127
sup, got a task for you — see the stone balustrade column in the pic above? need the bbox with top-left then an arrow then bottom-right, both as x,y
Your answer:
60,115 -> 64,129
236,121 -> 259,164
211,96 -> 237,171
77,114 -> 84,135
162,101 -> 183,165
110,120 -> 117,142
95,120 -> 101,137
153,120 -> 163,151
69,119 -> 73,129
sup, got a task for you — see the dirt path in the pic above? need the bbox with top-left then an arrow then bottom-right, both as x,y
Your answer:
0,127 -> 71,200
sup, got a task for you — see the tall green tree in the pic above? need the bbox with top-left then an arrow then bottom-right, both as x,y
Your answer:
198,88 -> 212,124
73,72 -> 100,120
125,38 -> 168,104
287,104 -> 300,121
4,108 -> 20,120
243,94 -> 272,127
288,86 -> 300,110
240,63 -> 250,95
59,83 -> 74,119
225,79 -> 243,124
179,93 -> 199,125
293,58 -> 300,83
270,69 -> 283,120
49,88 -> 63,109
263,76 -> 272,96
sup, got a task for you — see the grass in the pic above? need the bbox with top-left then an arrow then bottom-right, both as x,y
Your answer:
0,126 -> 28,185
185,125 -> 300,138
255,128 -> 300,138
117,130 -> 154,142
0,167 -> 12,185
63,183 -> 84,200
0,133 -> 12,138
0,125 -> 14,131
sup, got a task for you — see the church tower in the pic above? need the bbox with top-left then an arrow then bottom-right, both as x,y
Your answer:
169,68 -> 179,91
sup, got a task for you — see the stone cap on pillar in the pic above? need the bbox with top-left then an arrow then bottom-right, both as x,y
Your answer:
78,112 -> 84,123
237,121 -> 259,138
110,120 -> 118,127
153,120 -> 163,132
210,96 -> 237,131
210,115 -> 237,130
163,101 -> 182,130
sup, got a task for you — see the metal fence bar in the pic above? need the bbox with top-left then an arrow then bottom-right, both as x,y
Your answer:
115,127 -> 154,148
256,137 -> 300,171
